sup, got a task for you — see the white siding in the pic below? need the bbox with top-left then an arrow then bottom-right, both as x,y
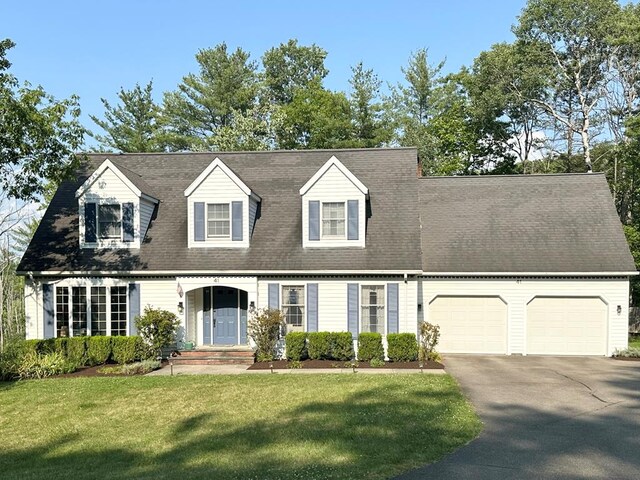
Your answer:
24,280 -> 39,339
302,164 -> 367,248
140,198 -> 155,240
422,277 -> 630,356
79,167 -> 142,249
257,278 -> 418,335
187,166 -> 250,248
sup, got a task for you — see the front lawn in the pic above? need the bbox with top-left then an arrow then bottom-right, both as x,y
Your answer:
629,335 -> 640,349
0,375 -> 480,480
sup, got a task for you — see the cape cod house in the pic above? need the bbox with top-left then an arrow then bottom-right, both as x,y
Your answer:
17,148 -> 637,356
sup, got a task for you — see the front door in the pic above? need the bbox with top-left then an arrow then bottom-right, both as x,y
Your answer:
213,287 -> 238,344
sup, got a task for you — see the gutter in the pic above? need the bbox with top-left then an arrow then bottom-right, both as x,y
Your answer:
421,271 -> 639,277
17,269 -> 424,277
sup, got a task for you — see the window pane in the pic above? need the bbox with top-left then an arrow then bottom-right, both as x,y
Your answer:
56,287 -> 69,337
110,286 -> 127,336
322,203 -> 345,237
98,204 -> 121,239
91,287 -> 107,336
207,204 -> 230,237
72,287 -> 87,336
361,286 -> 385,334
282,286 -> 305,330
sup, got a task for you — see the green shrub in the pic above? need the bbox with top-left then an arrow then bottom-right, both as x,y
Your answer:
0,340 -> 27,380
86,336 -> 112,366
248,308 -> 285,362
66,337 -> 87,366
99,359 -> 161,375
38,338 -> 56,354
328,332 -> 354,361
285,332 -> 307,361
307,332 -> 331,360
418,321 -> 441,362
111,336 -> 143,364
358,333 -> 384,362
613,347 -> 640,358
17,351 -> 78,379
54,338 -> 68,356
21,339 -> 41,355
387,333 -> 419,362
135,307 -> 181,359
369,357 -> 386,367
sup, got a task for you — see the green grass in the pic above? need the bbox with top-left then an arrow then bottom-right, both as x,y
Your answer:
629,336 -> 640,349
0,375 -> 480,480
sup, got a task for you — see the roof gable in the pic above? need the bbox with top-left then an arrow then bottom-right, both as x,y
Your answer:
299,155 -> 369,197
184,157 -> 261,200
75,159 -> 158,203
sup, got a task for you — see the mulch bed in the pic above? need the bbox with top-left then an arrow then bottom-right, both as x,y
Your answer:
247,359 -> 444,370
54,361 -> 168,378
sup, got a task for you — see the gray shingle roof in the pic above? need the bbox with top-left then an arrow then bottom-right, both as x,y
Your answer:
18,148 -> 422,274
418,173 -> 636,273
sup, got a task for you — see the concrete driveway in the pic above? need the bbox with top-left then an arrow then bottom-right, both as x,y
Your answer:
397,356 -> 640,480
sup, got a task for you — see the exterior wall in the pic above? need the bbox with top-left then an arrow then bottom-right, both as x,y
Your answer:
186,166 -> 250,248
24,279 -> 40,340
257,277 -> 418,335
79,167 -> 142,249
301,164 -> 366,248
140,198 -> 155,240
422,277 -> 630,356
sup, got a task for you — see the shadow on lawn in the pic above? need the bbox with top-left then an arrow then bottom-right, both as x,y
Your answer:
0,381 -> 478,480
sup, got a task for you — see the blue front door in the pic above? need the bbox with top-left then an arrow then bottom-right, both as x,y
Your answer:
213,287 -> 238,344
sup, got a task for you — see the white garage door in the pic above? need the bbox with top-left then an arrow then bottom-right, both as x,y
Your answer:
527,297 -> 607,355
429,296 -> 507,354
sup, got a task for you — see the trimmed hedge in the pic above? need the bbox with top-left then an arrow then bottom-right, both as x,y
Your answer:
86,336 -> 112,366
307,332 -> 331,360
387,333 -> 418,362
328,332 -> 354,361
112,336 -> 144,364
358,333 -> 384,362
285,332 -> 308,361
66,337 -> 87,366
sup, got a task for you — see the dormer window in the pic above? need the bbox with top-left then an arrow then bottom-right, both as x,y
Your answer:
322,202 -> 345,238
98,204 -> 122,239
207,203 -> 230,238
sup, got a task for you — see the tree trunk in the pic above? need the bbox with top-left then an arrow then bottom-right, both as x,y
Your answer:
581,115 -> 591,172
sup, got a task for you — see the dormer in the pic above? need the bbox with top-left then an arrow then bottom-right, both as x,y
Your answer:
76,159 -> 159,249
300,155 -> 368,248
184,158 -> 261,248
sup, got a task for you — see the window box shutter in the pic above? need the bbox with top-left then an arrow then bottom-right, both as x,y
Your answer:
43,284 -> 54,339
347,283 -> 359,339
85,202 -> 97,243
123,202 -> 135,242
203,287 -> 212,344
347,200 -> 359,240
309,201 -> 320,241
268,283 -> 279,309
387,283 -> 399,334
194,202 -> 205,241
307,283 -> 318,332
128,283 -> 140,335
232,201 -> 243,241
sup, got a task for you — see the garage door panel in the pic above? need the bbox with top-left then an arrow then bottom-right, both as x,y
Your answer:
429,296 -> 507,354
527,297 -> 606,355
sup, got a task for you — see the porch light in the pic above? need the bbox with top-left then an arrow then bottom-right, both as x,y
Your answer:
249,301 -> 255,310
617,305 -> 622,315
178,301 -> 184,314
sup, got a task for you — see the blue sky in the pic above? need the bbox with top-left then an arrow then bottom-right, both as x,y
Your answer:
4,0 -> 527,144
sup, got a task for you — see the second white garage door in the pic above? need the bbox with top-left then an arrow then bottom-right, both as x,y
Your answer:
429,296 -> 508,354
527,297 -> 607,355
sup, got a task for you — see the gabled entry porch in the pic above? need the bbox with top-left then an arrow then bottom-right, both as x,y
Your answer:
177,276 -> 257,347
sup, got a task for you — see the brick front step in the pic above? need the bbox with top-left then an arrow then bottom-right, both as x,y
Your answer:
176,349 -> 254,359
170,356 -> 254,366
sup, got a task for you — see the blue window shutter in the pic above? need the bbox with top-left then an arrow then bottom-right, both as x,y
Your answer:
309,200 -> 320,241
43,284 -> 54,339
122,202 -> 135,242
232,201 -> 243,241
240,291 -> 248,344
347,200 -> 359,240
194,202 -> 205,241
268,283 -> 279,309
203,287 -> 211,344
347,283 -> 359,339
128,283 -> 140,335
85,203 -> 97,243
387,283 -> 399,334
307,283 -> 318,332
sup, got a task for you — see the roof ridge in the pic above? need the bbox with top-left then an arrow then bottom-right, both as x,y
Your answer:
79,146 -> 418,157
420,172 -> 603,179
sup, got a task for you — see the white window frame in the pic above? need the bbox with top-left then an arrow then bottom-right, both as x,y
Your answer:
321,201 -> 346,239
97,204 -> 122,239
361,285 -> 385,334
55,284 -> 128,337
207,203 -> 231,238
282,285 -> 305,332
